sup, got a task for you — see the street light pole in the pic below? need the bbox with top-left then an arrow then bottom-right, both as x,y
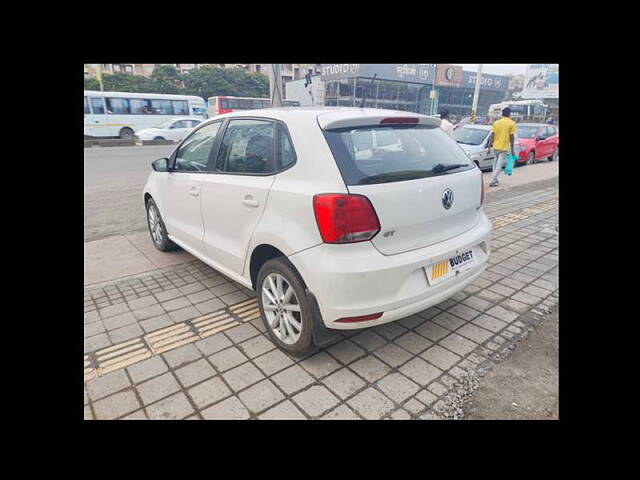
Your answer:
470,63 -> 483,123
269,64 -> 283,108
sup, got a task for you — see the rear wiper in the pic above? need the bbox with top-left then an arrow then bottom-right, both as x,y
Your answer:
432,163 -> 469,174
358,170 -> 430,185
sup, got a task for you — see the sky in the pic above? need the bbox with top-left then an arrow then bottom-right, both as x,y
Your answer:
457,64 -> 528,76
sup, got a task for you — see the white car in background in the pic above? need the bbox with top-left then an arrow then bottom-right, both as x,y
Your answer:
135,118 -> 203,143
453,124 -> 521,171
143,108 -> 492,356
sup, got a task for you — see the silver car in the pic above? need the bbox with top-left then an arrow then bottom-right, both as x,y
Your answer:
453,124 -> 521,172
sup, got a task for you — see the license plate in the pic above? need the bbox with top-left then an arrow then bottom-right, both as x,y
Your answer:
426,249 -> 476,285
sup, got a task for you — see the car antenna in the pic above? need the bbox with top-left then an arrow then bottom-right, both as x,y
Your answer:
359,74 -> 377,108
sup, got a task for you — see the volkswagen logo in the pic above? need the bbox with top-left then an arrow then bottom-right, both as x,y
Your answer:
442,189 -> 454,209
445,67 -> 455,81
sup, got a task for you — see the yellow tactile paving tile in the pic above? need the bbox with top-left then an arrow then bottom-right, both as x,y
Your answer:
95,338 -> 152,376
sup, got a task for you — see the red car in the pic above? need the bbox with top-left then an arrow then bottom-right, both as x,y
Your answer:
516,123 -> 559,165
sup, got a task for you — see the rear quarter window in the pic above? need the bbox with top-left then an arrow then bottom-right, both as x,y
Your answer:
323,124 -> 473,185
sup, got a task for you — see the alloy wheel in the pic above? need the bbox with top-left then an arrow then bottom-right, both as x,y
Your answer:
148,204 -> 163,245
261,273 -> 302,345
526,152 -> 535,165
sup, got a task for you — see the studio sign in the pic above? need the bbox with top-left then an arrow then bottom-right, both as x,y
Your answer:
467,75 -> 502,88
321,64 -> 359,76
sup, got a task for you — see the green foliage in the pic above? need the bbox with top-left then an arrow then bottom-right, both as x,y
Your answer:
84,65 -> 270,99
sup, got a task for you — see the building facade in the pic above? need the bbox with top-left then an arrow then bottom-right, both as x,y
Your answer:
286,64 -> 509,117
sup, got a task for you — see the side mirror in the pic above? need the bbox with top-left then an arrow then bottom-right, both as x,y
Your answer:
152,158 -> 169,172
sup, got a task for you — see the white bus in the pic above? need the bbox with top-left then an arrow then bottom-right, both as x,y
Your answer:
84,91 -> 207,138
207,96 -> 301,117
488,99 -> 548,123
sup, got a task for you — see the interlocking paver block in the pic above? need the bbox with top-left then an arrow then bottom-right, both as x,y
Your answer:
431,312 -> 466,331
222,362 -> 265,391
327,340 -> 365,365
146,392 -> 194,420
84,321 -> 106,338
136,372 -> 181,405
448,304 -> 480,322
86,369 -> 131,401
399,357 -> 443,386
187,289 -> 214,304
179,282 -> 206,295
220,291 -> 250,305
456,324 -> 494,344
488,283 -> 516,297
85,311 -> 100,325
321,405 -> 360,420
403,398 -> 425,414
259,400 -> 306,420
238,335 -> 275,359
98,303 -> 131,320
373,343 -> 412,368
121,409 -> 148,420
390,409 -> 411,420
194,298 -> 226,315
201,396 -> 250,419
196,334 -> 233,356
93,390 -> 140,419
140,314 -> 173,333
271,365 -> 315,395
108,323 -> 144,343
394,331 -> 433,355
210,283 -> 237,296
427,382 -> 448,397
398,315 -> 426,329
472,314 -> 508,333
208,347 -> 249,372
415,321 -> 449,342
377,373 -> 420,404
168,306 -> 200,323
350,330 -> 387,351
127,356 -> 168,384
438,333 -> 478,356
486,305 -> 519,323
127,295 -> 158,311
162,344 -> 202,368
103,312 -> 137,331
175,359 -> 217,388
253,348 -> 296,376
238,379 -> 285,414
349,355 -> 390,382
155,289 -> 183,302
293,386 -> 340,417
476,289 -> 505,303
225,323 -> 260,344
187,376 -> 232,409
373,322 -> 407,340
420,345 -> 462,370
132,304 -> 165,321
300,351 -> 342,379
415,389 -> 438,405
347,387 -> 395,420
322,368 -> 366,400
163,297 -> 191,312
511,291 -> 541,305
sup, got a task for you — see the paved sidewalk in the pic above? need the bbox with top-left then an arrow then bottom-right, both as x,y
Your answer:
83,178 -> 558,420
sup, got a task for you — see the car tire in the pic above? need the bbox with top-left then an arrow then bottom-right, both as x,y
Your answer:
257,257 -> 314,357
119,127 -> 134,139
146,198 -> 178,252
549,147 -> 558,162
526,151 -> 535,165
154,136 -> 165,141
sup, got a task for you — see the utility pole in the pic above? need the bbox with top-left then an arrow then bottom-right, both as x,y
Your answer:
269,64 -> 283,108
470,64 -> 483,123
95,64 -> 104,91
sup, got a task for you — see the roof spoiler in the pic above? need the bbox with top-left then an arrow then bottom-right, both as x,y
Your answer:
318,111 -> 440,130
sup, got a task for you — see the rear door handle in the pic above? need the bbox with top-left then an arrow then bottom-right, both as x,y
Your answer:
242,196 -> 259,208
189,186 -> 199,197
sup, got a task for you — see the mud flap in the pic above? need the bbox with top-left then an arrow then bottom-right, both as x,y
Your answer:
305,289 -> 341,347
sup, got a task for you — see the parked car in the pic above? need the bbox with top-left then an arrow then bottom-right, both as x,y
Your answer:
143,108 -> 492,356
453,125 -> 523,171
135,118 -> 203,143
453,116 -> 489,129
516,123 -> 559,165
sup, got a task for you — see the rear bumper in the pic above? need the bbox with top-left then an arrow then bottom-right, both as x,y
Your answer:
288,212 -> 492,330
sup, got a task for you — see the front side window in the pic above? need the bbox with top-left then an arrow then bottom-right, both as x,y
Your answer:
323,124 -> 473,186
84,97 -> 90,114
517,125 -> 538,139
172,120 -> 190,129
172,100 -> 188,115
173,122 -> 222,172
215,119 -> 275,174
90,98 -> 105,114
106,98 -> 130,114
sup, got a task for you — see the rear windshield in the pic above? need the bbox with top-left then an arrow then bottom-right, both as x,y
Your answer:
453,126 -> 490,145
323,124 -> 473,185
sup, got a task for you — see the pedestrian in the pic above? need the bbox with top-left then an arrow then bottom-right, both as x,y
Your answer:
485,107 -> 516,187
439,109 -> 454,137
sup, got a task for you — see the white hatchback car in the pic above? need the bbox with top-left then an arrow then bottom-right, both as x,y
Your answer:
143,107 -> 492,356
136,117 -> 203,143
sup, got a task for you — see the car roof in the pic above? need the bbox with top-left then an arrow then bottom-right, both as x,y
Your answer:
206,107 -> 441,129
457,124 -> 491,130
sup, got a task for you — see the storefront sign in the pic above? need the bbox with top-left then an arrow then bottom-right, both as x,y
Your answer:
321,64 -> 436,84
521,64 -> 559,99
435,64 -> 463,87
461,71 -> 509,92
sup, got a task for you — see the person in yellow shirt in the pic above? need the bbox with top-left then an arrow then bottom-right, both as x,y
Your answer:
485,107 -> 516,187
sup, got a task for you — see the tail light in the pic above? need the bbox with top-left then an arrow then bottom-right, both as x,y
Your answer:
480,174 -> 485,205
313,194 -> 380,243
336,313 -> 383,323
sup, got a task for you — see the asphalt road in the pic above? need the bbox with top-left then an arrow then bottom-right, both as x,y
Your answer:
84,145 -> 175,241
